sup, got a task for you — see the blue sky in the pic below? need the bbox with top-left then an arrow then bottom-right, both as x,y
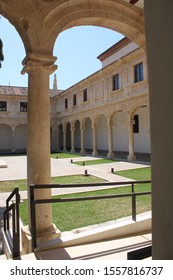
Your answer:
0,16 -> 123,90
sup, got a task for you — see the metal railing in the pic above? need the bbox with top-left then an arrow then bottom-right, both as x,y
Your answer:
30,180 -> 151,251
3,188 -> 20,259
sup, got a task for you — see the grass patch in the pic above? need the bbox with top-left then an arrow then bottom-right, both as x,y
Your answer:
0,179 -> 27,193
0,175 -> 105,193
115,167 -> 151,181
74,159 -> 117,166
51,152 -> 82,159
20,180 -> 151,231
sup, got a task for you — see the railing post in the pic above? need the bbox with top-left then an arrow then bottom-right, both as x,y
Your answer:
132,182 -> 136,221
30,185 -> 37,251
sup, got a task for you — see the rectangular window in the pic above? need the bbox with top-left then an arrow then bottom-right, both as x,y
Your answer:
83,88 -> 88,102
73,94 -> 77,106
0,101 -> 7,111
20,102 -> 27,112
113,74 -> 120,91
133,114 -> 139,133
65,98 -> 68,109
134,62 -> 144,83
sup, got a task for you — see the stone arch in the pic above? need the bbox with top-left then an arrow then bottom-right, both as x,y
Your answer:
0,124 -> 13,153
15,124 -> 27,153
1,1 -> 145,57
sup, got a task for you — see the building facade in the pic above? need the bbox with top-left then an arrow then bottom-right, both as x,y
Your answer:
0,37 -> 150,161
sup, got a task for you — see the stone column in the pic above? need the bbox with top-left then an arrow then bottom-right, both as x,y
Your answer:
63,123 -> 67,152
22,54 -> 60,243
107,120 -> 114,158
57,125 -> 60,152
12,126 -> 15,153
71,123 -> 75,153
127,114 -> 136,161
92,121 -> 98,156
145,0 -> 173,259
80,122 -> 86,155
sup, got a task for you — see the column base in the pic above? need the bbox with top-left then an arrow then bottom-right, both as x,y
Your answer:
127,154 -> 136,161
70,148 -> 75,153
21,223 -> 61,255
92,150 -> 98,156
107,152 -> 114,159
80,149 -> 86,155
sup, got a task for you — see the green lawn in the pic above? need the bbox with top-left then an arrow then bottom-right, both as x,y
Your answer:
115,167 -> 151,181
74,158 -> 118,166
19,167 -> 151,231
0,175 -> 105,193
51,152 -> 82,159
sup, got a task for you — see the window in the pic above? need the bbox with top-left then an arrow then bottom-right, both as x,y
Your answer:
0,101 -> 7,111
65,98 -> 68,109
83,88 -> 87,102
134,62 -> 144,83
113,74 -> 120,90
133,114 -> 139,133
73,94 -> 77,106
20,102 -> 27,112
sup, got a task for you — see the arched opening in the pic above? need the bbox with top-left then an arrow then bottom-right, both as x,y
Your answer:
96,114 -> 108,156
74,120 -> 81,152
0,124 -> 13,153
15,124 -> 27,153
132,105 -> 151,161
84,118 -> 93,154
112,111 -> 129,159
59,124 -> 63,151
66,122 -> 71,151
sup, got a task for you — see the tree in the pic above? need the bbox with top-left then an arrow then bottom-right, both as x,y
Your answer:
0,38 -> 4,68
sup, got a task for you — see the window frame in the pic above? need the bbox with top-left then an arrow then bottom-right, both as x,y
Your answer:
73,94 -> 77,106
0,101 -> 7,111
20,102 -> 27,112
83,88 -> 88,102
65,98 -> 68,109
134,62 -> 144,83
112,73 -> 120,91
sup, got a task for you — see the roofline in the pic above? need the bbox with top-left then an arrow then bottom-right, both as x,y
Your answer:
97,37 -> 131,62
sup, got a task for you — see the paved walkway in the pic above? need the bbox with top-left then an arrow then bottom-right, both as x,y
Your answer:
0,155 -> 150,205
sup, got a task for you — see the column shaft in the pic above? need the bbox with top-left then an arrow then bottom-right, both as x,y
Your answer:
127,115 -> 136,161
27,69 -> 52,232
107,122 -> 114,158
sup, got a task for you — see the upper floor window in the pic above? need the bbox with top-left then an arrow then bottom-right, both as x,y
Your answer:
20,102 -> 27,112
83,88 -> 88,102
73,94 -> 77,106
0,101 -> 7,111
65,98 -> 68,109
134,62 -> 144,83
112,73 -> 120,91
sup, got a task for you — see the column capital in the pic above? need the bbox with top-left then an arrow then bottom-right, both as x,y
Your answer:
21,53 -> 57,75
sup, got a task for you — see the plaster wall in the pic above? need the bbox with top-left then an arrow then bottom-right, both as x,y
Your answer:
112,112 -> 128,152
134,106 -> 150,153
